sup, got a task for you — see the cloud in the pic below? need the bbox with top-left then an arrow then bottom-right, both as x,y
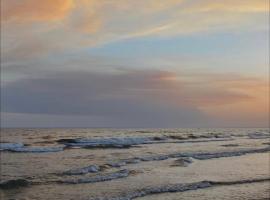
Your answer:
1,70 -> 206,127
190,0 -> 269,13
1,1 -> 268,127
1,0 -> 74,22
199,75 -> 269,127
1,68 -> 268,127
1,0 -> 268,62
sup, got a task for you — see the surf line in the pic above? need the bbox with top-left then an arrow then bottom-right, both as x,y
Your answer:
91,178 -> 270,200
61,146 -> 270,176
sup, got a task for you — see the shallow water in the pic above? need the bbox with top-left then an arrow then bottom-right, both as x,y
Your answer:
139,182 -> 270,200
0,128 -> 269,200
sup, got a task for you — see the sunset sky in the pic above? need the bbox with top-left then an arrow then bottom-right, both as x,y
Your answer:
1,0 -> 269,128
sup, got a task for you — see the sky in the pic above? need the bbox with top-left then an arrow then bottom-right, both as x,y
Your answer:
1,0 -> 269,128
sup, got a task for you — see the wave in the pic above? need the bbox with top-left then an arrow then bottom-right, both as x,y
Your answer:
248,132 -> 270,139
0,142 -> 64,153
59,169 -> 131,184
61,146 -> 270,177
91,178 -> 270,200
0,142 -> 24,150
63,165 -> 100,175
57,136 -> 233,149
57,136 -> 167,149
0,179 -> 30,190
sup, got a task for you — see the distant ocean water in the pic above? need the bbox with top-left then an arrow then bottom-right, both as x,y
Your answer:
1,128 -> 269,200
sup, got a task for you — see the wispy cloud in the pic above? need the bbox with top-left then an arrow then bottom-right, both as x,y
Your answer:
1,0 -> 268,61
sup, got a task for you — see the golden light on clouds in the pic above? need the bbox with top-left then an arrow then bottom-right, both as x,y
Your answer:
147,71 -> 269,126
1,0 -> 269,58
2,0 -> 74,22
1,0 -> 269,127
197,77 -> 269,125
191,0 -> 269,13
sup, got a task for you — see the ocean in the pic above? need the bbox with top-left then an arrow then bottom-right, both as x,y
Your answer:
0,128 -> 269,200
